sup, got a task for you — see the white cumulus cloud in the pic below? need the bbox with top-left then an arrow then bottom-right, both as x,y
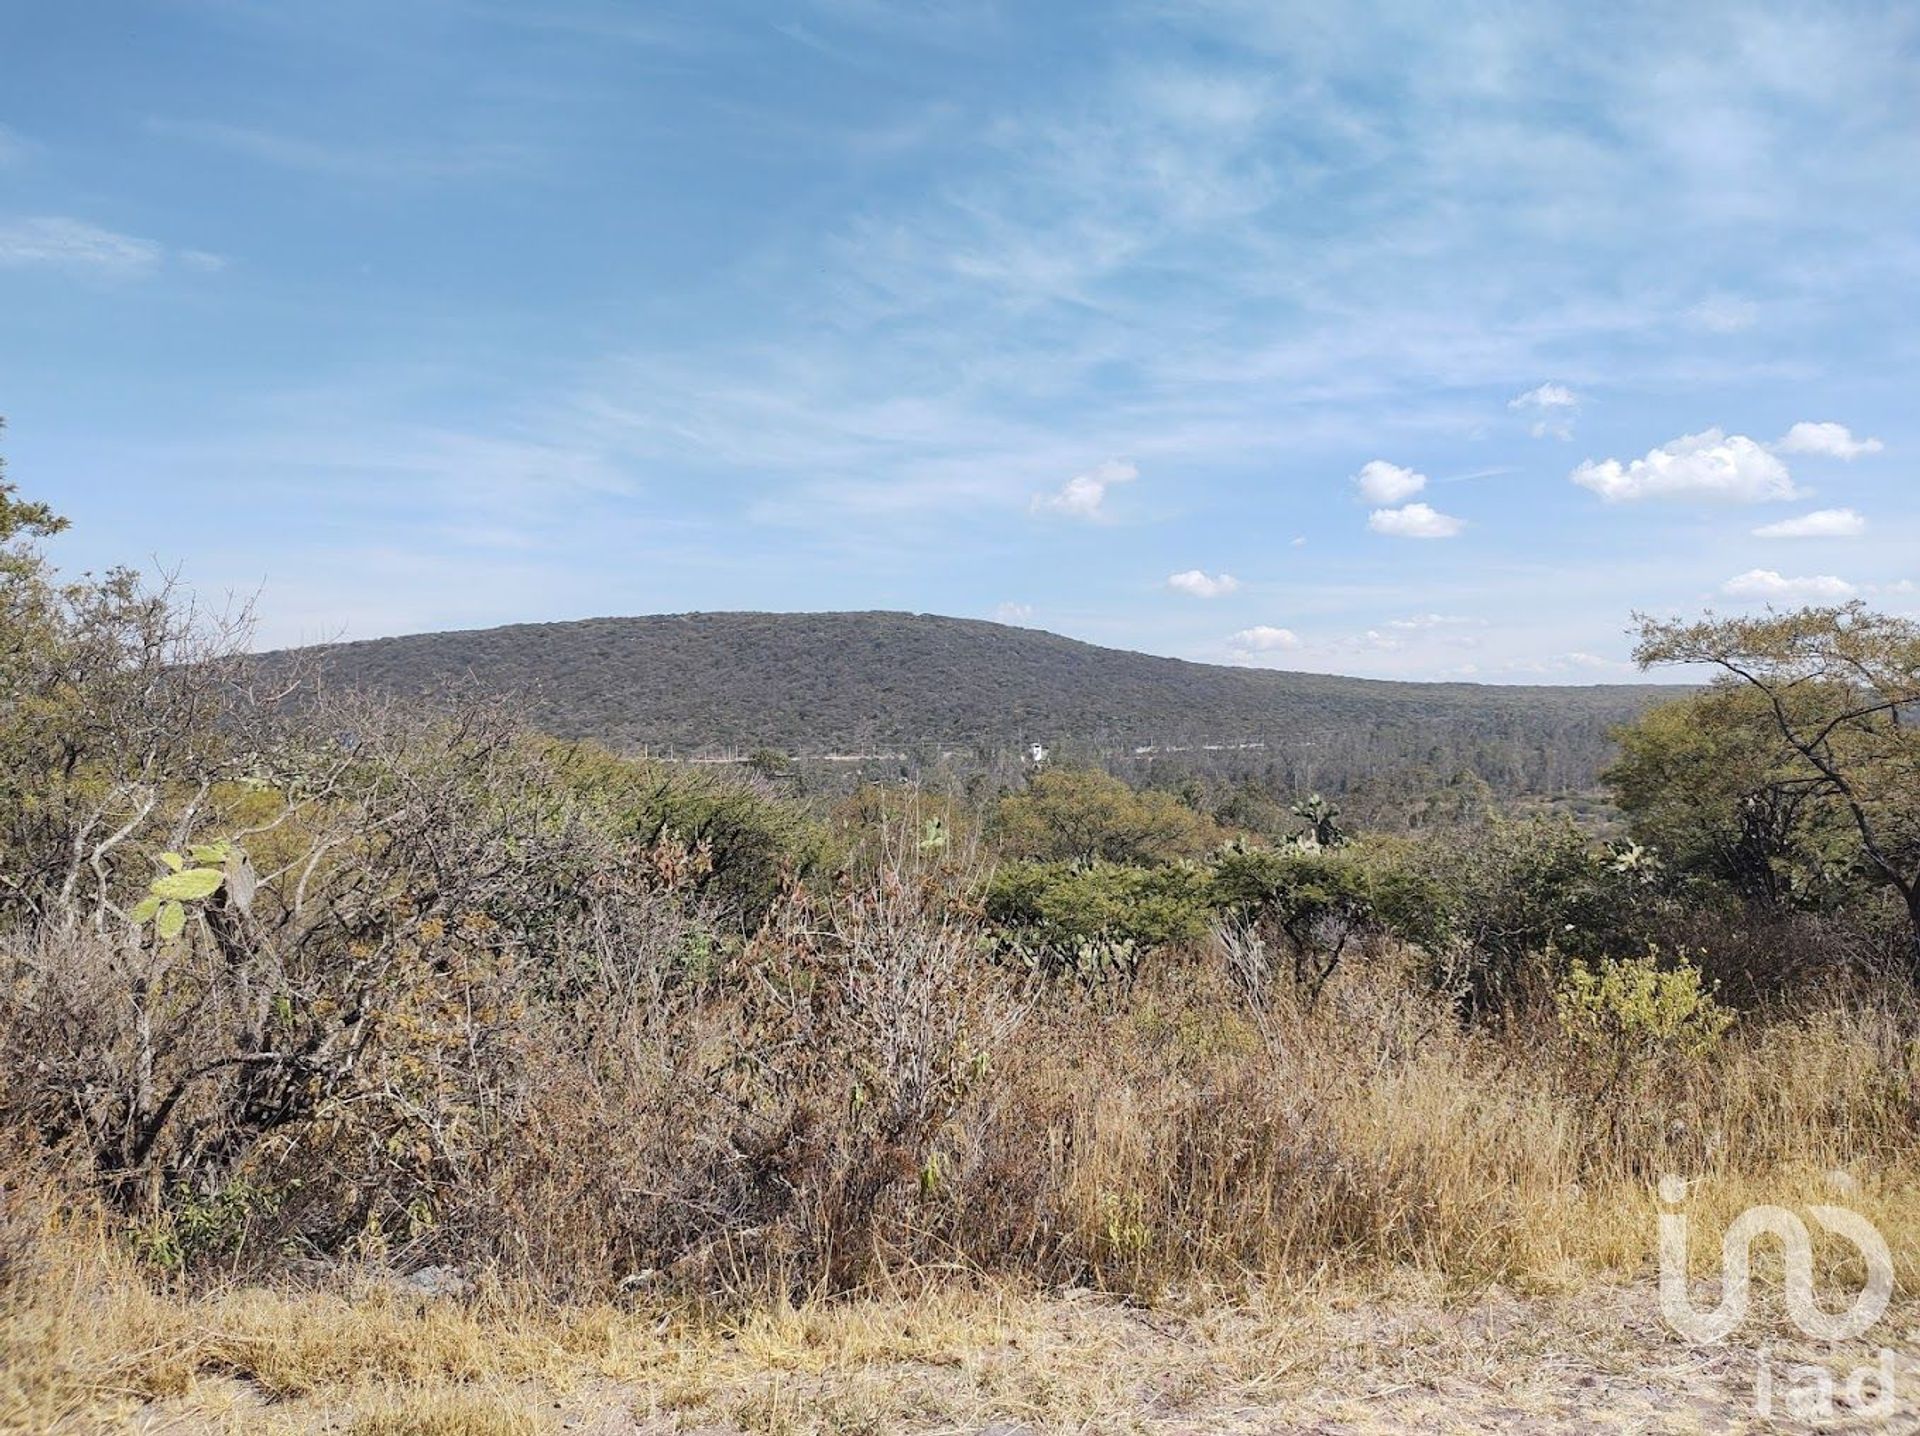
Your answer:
993,601 -> 1034,623
1353,459 -> 1426,504
1368,502 -> 1463,539
1230,625 -> 1301,652
1031,459 -> 1137,520
1508,382 -> 1580,439
1570,429 -> 1798,503
1751,508 -> 1866,539
1774,422 -> 1883,460
1721,569 -> 1856,602
1166,569 -> 1239,598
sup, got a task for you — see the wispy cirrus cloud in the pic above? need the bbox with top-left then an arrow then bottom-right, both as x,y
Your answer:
0,216 -> 163,277
1388,613 -> 1481,631
1722,569 -> 1856,601
1508,381 -> 1579,439
146,116 -> 535,182
542,7 -> 1919,558
1685,294 -> 1758,332
1752,508 -> 1866,539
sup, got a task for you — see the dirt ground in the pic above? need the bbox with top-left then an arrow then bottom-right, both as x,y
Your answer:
89,1281 -> 1920,1436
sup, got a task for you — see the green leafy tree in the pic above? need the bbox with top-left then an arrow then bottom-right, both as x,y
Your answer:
0,422 -> 69,569
0,434 -> 251,928
1210,844 -> 1376,1001
1606,684 -> 1856,908
991,767 -> 1222,866
1636,605 -> 1920,976
745,747 -> 796,784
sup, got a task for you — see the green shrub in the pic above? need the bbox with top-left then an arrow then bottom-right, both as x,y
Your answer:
135,1178 -> 288,1271
1556,948 -> 1733,1061
991,768 -> 1222,866
1411,818 -> 1654,1009
983,860 -> 1212,976
550,743 -> 831,928
1210,843 -> 1369,926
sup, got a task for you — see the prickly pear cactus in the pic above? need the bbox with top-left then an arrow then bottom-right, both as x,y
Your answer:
131,841 -> 235,942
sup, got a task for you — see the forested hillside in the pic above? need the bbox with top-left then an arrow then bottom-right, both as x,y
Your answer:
273,611 -> 1677,797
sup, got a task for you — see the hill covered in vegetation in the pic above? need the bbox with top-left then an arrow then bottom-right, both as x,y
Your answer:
274,611 -> 1677,796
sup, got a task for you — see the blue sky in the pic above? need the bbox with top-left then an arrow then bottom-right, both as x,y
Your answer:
3,1 -> 1916,680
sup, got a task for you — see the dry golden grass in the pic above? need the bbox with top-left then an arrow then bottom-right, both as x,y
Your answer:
7,949 -> 1918,1432
346,1392 -> 546,1436
11,1235 -> 1920,1434
907,955 -> 1920,1300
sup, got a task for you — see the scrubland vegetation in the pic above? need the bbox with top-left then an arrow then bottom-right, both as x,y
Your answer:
5,464 -> 1920,1432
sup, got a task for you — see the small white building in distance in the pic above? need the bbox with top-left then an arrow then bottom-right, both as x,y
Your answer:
1027,742 -> 1049,766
